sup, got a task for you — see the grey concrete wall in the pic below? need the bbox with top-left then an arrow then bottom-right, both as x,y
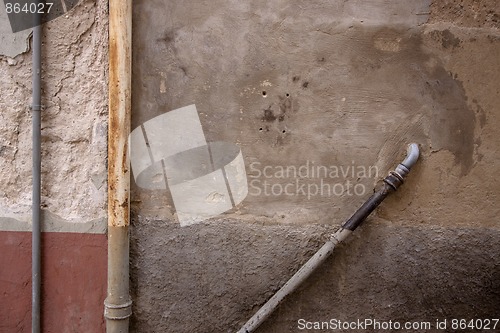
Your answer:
130,0 -> 500,332
0,0 -> 108,232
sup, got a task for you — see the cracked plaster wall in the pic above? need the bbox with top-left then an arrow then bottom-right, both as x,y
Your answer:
0,0 -> 108,227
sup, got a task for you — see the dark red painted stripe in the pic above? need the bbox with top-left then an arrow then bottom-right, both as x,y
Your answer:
0,231 -> 107,333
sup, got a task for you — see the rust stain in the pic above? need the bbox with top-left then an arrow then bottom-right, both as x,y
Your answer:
108,1 -> 132,227
120,198 -> 129,208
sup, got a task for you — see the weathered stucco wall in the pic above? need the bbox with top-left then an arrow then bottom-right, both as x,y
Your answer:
130,0 -> 500,332
0,0 -> 108,228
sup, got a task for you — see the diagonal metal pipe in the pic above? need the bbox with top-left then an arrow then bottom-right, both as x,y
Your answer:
238,143 -> 420,333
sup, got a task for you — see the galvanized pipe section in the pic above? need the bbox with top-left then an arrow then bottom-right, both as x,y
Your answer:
31,20 -> 42,333
238,144 -> 420,333
105,0 -> 132,332
341,183 -> 394,231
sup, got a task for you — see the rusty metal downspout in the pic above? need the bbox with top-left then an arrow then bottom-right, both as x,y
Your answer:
105,0 -> 132,332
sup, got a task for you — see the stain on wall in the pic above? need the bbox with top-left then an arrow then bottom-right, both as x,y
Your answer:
130,0 -> 500,332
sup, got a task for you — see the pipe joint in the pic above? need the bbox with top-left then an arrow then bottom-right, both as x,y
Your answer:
394,163 -> 410,179
104,299 -> 132,321
388,143 -> 420,186
384,171 -> 404,190
31,104 -> 44,112
330,228 -> 352,244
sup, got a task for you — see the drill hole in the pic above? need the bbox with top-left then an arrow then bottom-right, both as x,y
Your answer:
262,91 -> 267,97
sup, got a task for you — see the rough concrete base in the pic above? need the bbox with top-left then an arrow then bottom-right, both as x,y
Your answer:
130,217 -> 500,333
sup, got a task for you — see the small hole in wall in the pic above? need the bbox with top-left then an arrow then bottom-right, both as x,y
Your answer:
286,93 -> 290,97
262,91 -> 267,97
259,127 -> 263,131
282,130 -> 286,133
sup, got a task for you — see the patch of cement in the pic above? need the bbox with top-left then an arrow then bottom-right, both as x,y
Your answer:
0,3 -> 30,57
0,210 -> 107,234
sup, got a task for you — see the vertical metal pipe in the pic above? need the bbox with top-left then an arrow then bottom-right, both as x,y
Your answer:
105,0 -> 132,332
31,19 -> 42,333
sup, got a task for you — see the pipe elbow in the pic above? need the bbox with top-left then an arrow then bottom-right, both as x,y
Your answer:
401,143 -> 419,169
391,143 -> 420,182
